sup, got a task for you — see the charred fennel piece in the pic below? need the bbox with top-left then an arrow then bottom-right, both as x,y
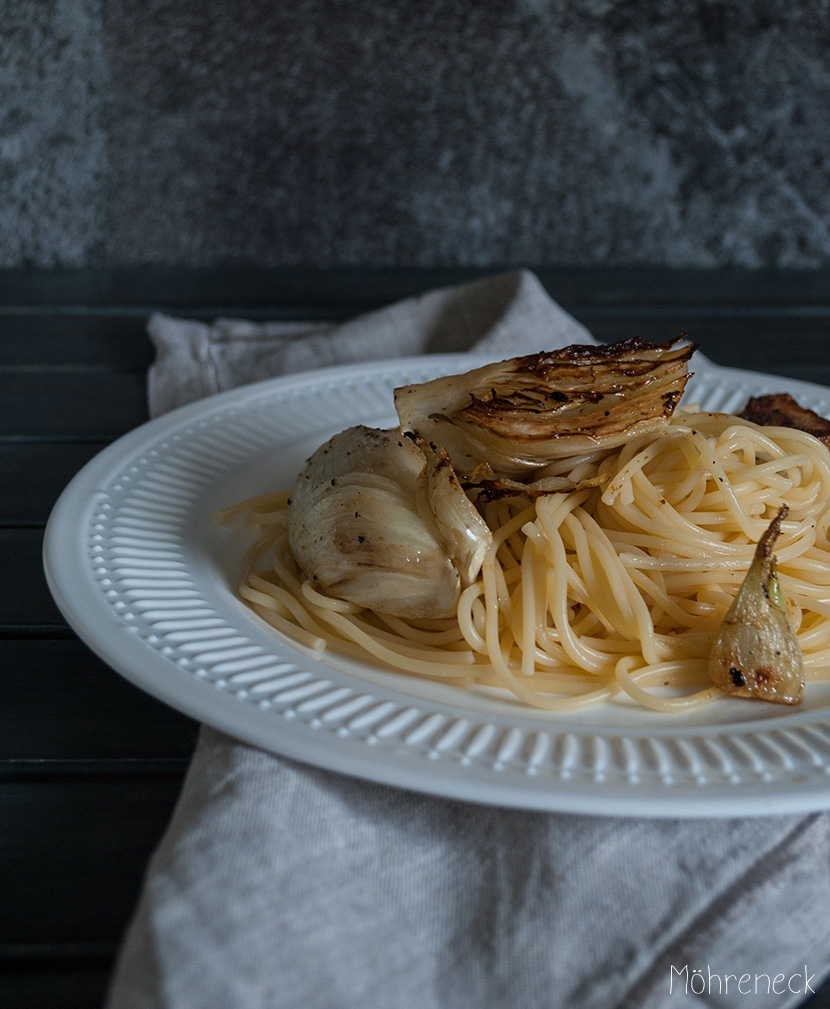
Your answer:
394,337 -> 695,477
708,506 -> 804,705
462,466 -> 610,502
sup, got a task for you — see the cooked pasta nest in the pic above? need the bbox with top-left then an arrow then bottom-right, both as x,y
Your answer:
217,409 -> 830,713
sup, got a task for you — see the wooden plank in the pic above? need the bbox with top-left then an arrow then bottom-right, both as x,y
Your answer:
0,639 -> 198,764
0,778 -> 183,944
0,371 -> 147,439
1,316 -> 826,448
4,266 -> 830,312
0,528 -> 67,629
770,365 -> 830,385
2,303 -> 829,393
0,266 -> 518,311
0,963 -> 112,1009
0,442 -> 108,525
547,267 -> 830,310
582,313 -> 830,379
0,314 -> 152,369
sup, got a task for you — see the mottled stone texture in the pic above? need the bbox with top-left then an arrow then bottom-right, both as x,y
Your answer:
3,1 -> 830,267
1,0 -> 106,266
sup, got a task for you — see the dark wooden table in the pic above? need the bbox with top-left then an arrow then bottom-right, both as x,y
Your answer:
4,267 -> 830,1007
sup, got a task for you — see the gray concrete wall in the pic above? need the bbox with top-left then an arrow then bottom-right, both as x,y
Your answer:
3,0 -> 830,268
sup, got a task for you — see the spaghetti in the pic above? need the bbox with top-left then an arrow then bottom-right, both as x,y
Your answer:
216,411 -> 830,712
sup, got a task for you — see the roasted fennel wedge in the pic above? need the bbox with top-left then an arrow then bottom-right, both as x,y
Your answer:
394,337 -> 694,476
288,426 -> 461,620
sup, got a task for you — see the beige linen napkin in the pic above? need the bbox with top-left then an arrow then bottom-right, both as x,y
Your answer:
107,271 -> 830,1009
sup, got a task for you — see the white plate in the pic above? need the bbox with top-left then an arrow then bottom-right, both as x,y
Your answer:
43,355 -> 830,817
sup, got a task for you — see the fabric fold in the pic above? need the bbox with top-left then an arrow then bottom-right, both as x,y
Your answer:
147,270 -> 594,414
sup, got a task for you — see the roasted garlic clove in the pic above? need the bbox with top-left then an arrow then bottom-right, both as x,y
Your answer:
708,506 -> 804,705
